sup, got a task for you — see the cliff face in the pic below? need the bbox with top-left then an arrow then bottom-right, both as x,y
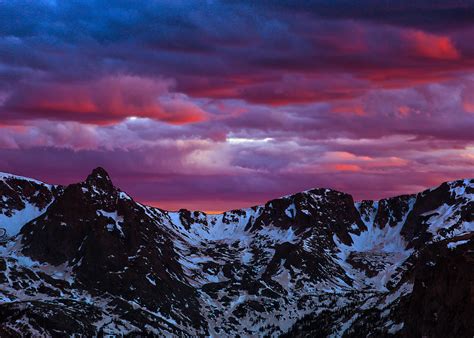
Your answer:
402,235 -> 474,337
0,168 -> 473,336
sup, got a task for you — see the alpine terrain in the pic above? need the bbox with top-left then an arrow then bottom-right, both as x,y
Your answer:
0,168 -> 472,337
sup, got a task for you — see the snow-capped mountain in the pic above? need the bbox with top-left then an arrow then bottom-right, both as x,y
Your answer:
0,168 -> 472,336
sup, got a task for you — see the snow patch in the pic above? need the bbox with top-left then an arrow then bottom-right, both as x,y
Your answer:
447,239 -> 469,250
285,203 -> 296,218
97,210 -> 125,237
0,201 -> 52,236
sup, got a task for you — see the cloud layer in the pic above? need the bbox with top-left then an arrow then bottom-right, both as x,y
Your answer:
1,0 -> 473,211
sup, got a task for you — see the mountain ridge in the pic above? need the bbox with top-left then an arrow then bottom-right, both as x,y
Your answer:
0,168 -> 473,336
0,166 -> 470,216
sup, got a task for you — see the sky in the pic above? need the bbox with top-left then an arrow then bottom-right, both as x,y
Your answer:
1,1 -> 473,212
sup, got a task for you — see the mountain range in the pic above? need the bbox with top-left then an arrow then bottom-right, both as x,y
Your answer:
0,168 -> 473,337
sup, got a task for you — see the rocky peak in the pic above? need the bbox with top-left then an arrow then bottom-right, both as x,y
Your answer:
85,167 -> 114,191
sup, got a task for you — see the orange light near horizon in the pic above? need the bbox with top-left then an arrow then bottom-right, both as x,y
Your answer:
142,200 -> 256,214
332,164 -> 362,172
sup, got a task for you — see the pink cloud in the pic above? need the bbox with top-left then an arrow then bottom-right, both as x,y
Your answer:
331,164 -> 362,172
3,75 -> 208,124
461,79 -> 474,113
405,30 -> 460,60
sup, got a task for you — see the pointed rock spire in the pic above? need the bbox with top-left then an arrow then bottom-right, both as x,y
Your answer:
85,167 -> 114,191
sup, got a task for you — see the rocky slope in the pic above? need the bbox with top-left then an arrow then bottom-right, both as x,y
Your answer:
0,168 -> 472,336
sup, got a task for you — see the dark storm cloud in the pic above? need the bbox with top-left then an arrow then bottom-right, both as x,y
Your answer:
229,0 -> 474,31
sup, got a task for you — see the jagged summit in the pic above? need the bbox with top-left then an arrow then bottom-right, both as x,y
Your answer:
86,166 -> 111,181
85,167 -> 114,190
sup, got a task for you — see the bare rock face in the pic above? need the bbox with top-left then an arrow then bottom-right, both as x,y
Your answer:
0,168 -> 473,336
402,235 -> 474,337
248,189 -> 365,242
401,180 -> 473,249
